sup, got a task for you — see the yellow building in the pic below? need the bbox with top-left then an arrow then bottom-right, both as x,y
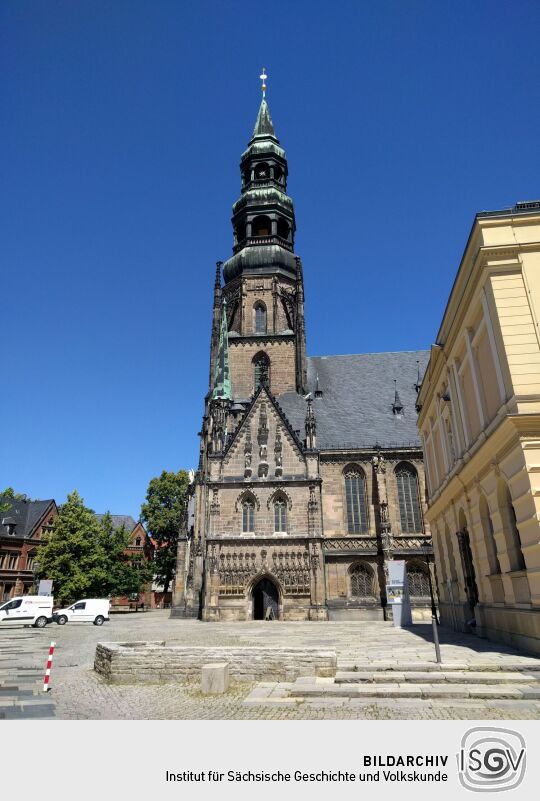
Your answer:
417,200 -> 540,654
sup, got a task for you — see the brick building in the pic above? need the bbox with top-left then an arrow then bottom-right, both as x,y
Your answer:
172,86 -> 433,622
0,496 -> 57,600
95,514 -> 155,608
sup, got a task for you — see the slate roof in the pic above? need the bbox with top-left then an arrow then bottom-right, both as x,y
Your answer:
95,514 -> 139,532
277,350 -> 430,450
0,497 -> 55,539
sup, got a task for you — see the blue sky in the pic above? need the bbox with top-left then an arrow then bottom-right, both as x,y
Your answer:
2,1 -> 539,517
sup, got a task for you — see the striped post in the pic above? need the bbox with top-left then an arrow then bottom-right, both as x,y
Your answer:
43,641 -> 56,692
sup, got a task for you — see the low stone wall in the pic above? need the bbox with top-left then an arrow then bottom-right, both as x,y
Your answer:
94,641 -> 337,683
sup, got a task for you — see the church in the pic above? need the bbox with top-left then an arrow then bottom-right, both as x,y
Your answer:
172,79 -> 433,622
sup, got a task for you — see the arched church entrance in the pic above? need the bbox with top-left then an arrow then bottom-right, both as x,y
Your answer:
252,577 -> 279,620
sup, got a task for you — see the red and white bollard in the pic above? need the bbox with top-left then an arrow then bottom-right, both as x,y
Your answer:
43,641 -> 56,692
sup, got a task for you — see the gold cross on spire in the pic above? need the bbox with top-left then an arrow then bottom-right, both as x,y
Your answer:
260,67 -> 267,97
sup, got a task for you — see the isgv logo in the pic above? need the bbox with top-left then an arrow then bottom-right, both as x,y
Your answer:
457,727 -> 526,792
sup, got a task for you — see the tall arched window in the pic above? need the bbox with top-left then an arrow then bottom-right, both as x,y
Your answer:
498,482 -> 526,571
254,303 -> 267,334
242,498 -> 255,533
350,563 -> 374,597
344,468 -> 368,533
274,498 -> 287,532
479,494 -> 500,574
253,352 -> 270,391
395,463 -> 423,533
406,562 -> 430,597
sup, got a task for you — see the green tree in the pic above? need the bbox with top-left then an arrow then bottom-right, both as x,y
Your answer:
140,470 -> 190,595
97,512 -> 153,598
36,490 -> 107,604
1,487 -> 30,514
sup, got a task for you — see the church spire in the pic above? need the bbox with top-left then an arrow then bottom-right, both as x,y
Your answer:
252,97 -> 277,140
212,301 -> 232,400
251,68 -> 277,139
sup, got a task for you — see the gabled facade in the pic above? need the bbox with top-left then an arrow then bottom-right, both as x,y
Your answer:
95,514 -> 155,608
0,496 -> 57,600
172,88 -> 432,622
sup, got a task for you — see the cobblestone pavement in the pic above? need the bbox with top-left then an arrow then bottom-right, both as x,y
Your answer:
1,611 -> 540,720
0,630 -> 56,719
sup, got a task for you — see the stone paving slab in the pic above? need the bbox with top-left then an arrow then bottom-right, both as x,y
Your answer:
2,612 -> 540,720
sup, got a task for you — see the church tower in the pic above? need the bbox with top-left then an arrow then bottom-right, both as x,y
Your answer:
210,82 -> 308,400
173,73 -> 327,622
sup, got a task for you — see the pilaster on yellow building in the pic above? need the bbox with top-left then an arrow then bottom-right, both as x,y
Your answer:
418,200 -> 540,654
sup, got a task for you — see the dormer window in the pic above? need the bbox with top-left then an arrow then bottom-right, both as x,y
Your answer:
2,518 -> 16,536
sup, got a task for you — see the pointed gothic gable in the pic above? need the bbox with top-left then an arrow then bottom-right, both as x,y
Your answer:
222,387 -> 306,480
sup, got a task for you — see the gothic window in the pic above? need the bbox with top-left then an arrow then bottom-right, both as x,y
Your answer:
406,562 -> 431,597
254,302 -> 267,334
344,468 -> 368,533
242,499 -> 255,533
395,463 -> 423,533
252,215 -> 271,237
274,498 -> 287,532
253,352 -> 270,391
350,563 -> 374,597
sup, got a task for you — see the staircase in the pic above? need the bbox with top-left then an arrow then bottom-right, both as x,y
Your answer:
287,661 -> 540,701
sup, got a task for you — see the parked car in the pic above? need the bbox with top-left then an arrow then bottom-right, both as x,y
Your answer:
53,598 -> 110,626
0,595 -> 53,628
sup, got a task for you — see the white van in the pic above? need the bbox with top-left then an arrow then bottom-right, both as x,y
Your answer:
53,599 -> 110,626
0,596 -> 53,628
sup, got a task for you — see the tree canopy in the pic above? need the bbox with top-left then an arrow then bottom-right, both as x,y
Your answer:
37,491 -> 152,604
1,487 -> 30,514
140,470 -> 190,595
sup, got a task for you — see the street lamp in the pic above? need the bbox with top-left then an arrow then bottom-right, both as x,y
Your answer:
421,541 -> 441,664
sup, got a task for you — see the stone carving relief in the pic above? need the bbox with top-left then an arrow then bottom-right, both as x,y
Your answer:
258,403 -> 269,478
216,544 -> 312,597
274,429 -> 283,477
244,428 -> 252,478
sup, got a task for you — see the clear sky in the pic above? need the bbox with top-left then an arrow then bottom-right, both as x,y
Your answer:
2,0 -> 539,517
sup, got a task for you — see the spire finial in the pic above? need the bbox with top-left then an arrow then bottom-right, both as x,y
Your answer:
260,67 -> 267,97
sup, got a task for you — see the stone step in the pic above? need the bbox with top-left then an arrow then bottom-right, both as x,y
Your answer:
335,670 -> 540,685
336,661 -> 540,673
287,682 -> 540,700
